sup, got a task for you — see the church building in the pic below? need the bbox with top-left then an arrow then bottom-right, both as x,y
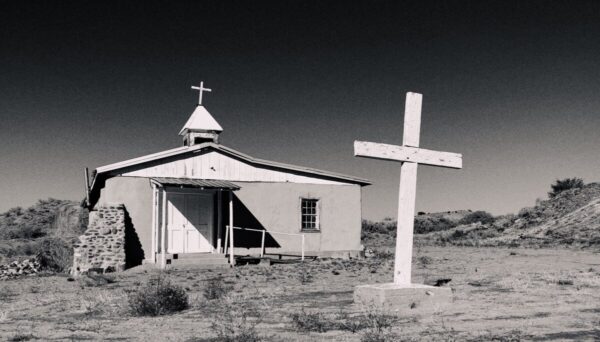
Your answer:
84,83 -> 370,268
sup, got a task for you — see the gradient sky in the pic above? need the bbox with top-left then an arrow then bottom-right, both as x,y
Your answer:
1,1 -> 599,219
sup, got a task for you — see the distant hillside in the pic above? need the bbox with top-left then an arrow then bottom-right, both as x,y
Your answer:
362,210 -> 472,243
0,199 -> 87,264
416,183 -> 600,249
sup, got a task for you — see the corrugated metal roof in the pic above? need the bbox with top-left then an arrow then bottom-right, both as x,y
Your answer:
151,177 -> 240,190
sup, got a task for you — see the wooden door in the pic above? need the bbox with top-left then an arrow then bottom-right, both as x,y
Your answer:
167,192 -> 214,254
184,193 -> 214,253
167,193 -> 186,254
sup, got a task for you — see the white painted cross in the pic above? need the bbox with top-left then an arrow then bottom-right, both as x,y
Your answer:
191,81 -> 212,105
354,92 -> 462,285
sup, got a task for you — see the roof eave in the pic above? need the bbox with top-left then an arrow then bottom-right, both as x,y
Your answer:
93,142 -> 371,186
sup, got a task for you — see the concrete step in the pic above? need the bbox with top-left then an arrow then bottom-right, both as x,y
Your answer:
167,260 -> 231,269
173,253 -> 225,260
169,257 -> 229,265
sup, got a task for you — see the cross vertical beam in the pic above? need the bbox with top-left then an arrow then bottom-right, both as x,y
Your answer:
403,92 -> 422,147
395,92 -> 422,285
191,81 -> 212,105
395,162 -> 418,284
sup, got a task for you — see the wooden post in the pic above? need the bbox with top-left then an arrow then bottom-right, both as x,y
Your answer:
83,167 -> 90,206
224,225 -> 229,255
301,234 -> 305,261
161,188 -> 167,269
260,230 -> 266,258
151,183 -> 157,263
228,190 -> 234,266
217,190 -> 222,253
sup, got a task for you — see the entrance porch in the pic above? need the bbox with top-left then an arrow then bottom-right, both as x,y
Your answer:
149,177 -> 240,268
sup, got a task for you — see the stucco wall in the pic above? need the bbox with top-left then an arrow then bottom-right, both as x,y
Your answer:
96,176 -> 363,260
230,182 -> 363,256
98,177 -> 153,262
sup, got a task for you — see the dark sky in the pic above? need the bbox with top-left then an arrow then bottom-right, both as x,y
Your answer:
1,1 -> 599,219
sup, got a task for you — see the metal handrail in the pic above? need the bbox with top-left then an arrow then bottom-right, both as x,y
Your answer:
225,225 -> 305,260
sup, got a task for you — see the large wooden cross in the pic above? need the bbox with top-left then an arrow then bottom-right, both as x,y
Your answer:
355,92 -> 462,285
191,81 -> 212,105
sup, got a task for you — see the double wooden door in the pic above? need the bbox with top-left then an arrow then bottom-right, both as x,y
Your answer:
167,193 -> 214,253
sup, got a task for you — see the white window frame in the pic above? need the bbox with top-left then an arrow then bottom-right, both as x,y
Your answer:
300,197 -> 320,232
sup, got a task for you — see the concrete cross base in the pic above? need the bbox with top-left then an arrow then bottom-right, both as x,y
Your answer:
354,283 -> 452,315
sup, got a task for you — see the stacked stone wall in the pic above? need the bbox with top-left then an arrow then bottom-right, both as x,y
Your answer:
72,204 -> 126,274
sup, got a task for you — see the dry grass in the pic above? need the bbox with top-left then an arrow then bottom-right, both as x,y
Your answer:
0,247 -> 599,341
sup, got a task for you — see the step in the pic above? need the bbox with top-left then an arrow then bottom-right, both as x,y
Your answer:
158,253 -> 226,260
166,262 -> 231,270
169,257 -> 229,264
173,253 -> 225,260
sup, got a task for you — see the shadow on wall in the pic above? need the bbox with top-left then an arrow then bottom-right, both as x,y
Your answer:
124,208 -> 145,268
224,194 -> 281,249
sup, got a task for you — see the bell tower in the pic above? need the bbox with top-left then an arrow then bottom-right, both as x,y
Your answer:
179,82 -> 223,146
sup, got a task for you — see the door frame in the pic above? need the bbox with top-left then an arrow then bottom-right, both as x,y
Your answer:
164,188 -> 217,254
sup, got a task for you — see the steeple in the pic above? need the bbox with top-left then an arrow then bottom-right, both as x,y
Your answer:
179,82 -> 223,146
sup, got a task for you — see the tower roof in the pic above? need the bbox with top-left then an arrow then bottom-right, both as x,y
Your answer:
178,105 -> 223,135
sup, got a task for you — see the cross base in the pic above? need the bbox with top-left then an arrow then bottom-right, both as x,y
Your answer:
353,283 -> 452,315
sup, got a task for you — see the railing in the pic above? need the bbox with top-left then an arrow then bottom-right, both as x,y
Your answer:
225,225 -> 305,261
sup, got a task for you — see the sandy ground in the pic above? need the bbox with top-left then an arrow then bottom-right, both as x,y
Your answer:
1,246 -> 599,341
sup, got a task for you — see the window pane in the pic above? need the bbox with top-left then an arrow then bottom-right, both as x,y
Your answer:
301,198 -> 319,230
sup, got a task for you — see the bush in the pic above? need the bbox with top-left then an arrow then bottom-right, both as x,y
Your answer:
549,178 -> 584,198
37,237 -> 73,273
414,216 -> 457,234
128,274 -> 189,316
290,309 -> 331,332
208,292 -> 267,342
297,262 -> 313,284
203,275 -> 233,300
458,211 -> 495,225
359,310 -> 397,342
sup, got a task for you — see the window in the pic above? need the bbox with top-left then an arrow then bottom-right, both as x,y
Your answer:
301,198 -> 319,231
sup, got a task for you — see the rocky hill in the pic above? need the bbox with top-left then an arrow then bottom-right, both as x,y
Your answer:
416,183 -> 600,249
0,199 -> 87,265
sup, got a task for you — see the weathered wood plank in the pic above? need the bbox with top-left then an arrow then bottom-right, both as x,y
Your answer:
395,162 -> 418,285
123,151 -> 350,184
354,141 -> 462,169
402,92 -> 422,147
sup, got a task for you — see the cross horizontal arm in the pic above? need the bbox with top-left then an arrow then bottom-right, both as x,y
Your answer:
354,141 -> 462,169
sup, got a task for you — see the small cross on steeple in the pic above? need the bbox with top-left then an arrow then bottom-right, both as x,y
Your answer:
191,81 -> 212,105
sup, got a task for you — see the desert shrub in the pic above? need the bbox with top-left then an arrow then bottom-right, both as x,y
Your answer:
451,229 -> 467,239
203,275 -> 233,300
414,216 -> 457,234
549,177 -> 584,198
79,273 -> 117,287
372,249 -> 394,260
290,309 -> 331,332
335,311 -> 369,333
7,333 -> 35,341
417,255 -> 433,266
359,309 -> 397,342
297,262 -> 313,284
37,237 -> 73,273
458,211 -> 495,225
517,206 -> 537,219
208,292 -> 268,342
128,274 -> 189,316
361,219 -> 397,240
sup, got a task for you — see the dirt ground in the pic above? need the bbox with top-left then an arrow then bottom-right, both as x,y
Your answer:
1,246 -> 599,341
